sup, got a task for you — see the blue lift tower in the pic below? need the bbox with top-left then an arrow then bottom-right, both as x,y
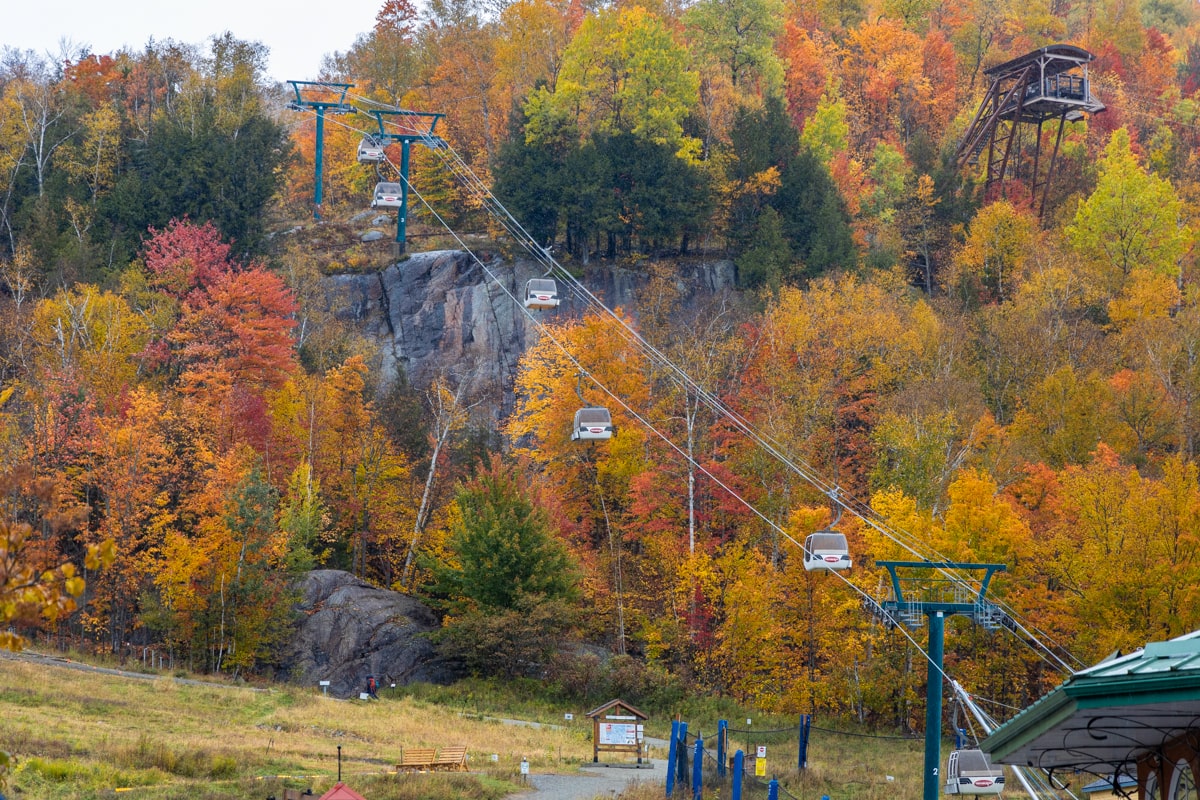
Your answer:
365,109 -> 445,255
286,81 -> 357,220
873,561 -> 1007,800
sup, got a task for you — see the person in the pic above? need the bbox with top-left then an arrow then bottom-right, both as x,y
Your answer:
366,675 -> 378,699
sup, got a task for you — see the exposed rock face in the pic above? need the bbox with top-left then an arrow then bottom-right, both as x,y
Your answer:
319,250 -> 737,410
285,570 -> 456,698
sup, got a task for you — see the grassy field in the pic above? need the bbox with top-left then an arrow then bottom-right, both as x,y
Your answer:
0,652 -> 988,800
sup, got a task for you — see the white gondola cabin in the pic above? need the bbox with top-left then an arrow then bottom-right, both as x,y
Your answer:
524,278 -> 560,309
571,407 -> 614,441
803,531 -> 851,571
357,136 -> 387,163
945,749 -> 1005,795
371,182 -> 404,209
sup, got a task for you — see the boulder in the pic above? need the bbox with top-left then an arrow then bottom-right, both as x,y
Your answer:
285,570 -> 456,698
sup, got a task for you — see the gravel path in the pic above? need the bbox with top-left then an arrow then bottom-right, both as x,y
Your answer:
489,716 -> 668,799
505,759 -> 666,800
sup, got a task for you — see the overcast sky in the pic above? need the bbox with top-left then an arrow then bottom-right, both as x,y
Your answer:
4,0 -> 386,83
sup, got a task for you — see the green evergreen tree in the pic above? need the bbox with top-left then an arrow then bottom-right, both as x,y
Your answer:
736,206 -> 792,290
104,107 -> 288,257
773,148 -> 857,278
425,456 -> 578,613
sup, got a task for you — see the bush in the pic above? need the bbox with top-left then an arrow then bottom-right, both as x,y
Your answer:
546,652 -> 683,711
434,596 -> 575,679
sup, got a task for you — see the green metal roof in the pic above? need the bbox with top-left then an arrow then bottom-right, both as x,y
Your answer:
982,630 -> 1200,776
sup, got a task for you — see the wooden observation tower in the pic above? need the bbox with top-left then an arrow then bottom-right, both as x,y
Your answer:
956,45 -> 1105,217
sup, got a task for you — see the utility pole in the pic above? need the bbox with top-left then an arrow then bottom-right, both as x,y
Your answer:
874,561 -> 1007,800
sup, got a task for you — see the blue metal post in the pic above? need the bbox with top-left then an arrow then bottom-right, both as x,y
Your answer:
678,722 -> 689,789
798,714 -> 811,770
717,720 -> 727,777
667,720 -> 679,796
732,750 -> 744,800
313,109 -> 326,219
924,610 -> 945,800
768,778 -> 779,800
692,735 -> 703,799
396,140 -> 410,251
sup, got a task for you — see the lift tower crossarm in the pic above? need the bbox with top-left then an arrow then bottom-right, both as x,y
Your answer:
875,561 -> 1006,608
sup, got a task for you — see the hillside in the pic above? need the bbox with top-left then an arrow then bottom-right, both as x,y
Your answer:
0,651 -> 936,800
1,0 -> 1199,779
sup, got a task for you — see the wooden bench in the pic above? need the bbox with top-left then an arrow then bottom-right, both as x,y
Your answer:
433,745 -> 468,771
397,747 -> 438,772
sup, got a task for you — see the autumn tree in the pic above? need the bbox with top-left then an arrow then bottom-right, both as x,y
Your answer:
951,200 -> 1039,304
1067,127 -> 1192,296
526,6 -> 700,151
683,0 -> 785,93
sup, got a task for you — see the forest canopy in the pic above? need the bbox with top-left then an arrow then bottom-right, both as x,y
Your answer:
0,0 -> 1198,729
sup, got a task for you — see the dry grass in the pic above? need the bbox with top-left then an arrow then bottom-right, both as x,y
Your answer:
0,655 -> 592,800
0,654 -> 1029,800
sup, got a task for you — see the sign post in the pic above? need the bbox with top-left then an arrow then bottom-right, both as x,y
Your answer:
587,700 -> 650,765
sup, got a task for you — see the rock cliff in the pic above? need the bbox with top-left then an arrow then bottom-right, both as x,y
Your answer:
319,251 -> 738,409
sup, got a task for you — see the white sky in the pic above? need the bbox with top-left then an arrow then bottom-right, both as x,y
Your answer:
3,0 -> 386,83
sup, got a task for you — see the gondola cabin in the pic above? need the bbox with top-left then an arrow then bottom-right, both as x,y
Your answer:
372,182 -> 404,209
945,749 -> 1005,795
803,531 -> 851,571
572,407 -> 614,441
524,278 -> 560,309
357,136 -> 387,163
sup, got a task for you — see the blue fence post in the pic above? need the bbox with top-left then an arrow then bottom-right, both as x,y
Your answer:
666,720 -> 679,796
677,721 -> 689,790
798,714 -> 811,770
717,720 -> 728,777
732,750 -> 744,800
692,735 -> 704,800
768,778 -> 779,800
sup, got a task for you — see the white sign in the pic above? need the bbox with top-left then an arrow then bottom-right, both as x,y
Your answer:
319,680 -> 331,686
605,715 -> 637,721
756,745 -> 767,758
600,723 -> 640,746
520,759 -> 529,775
564,713 -> 574,721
